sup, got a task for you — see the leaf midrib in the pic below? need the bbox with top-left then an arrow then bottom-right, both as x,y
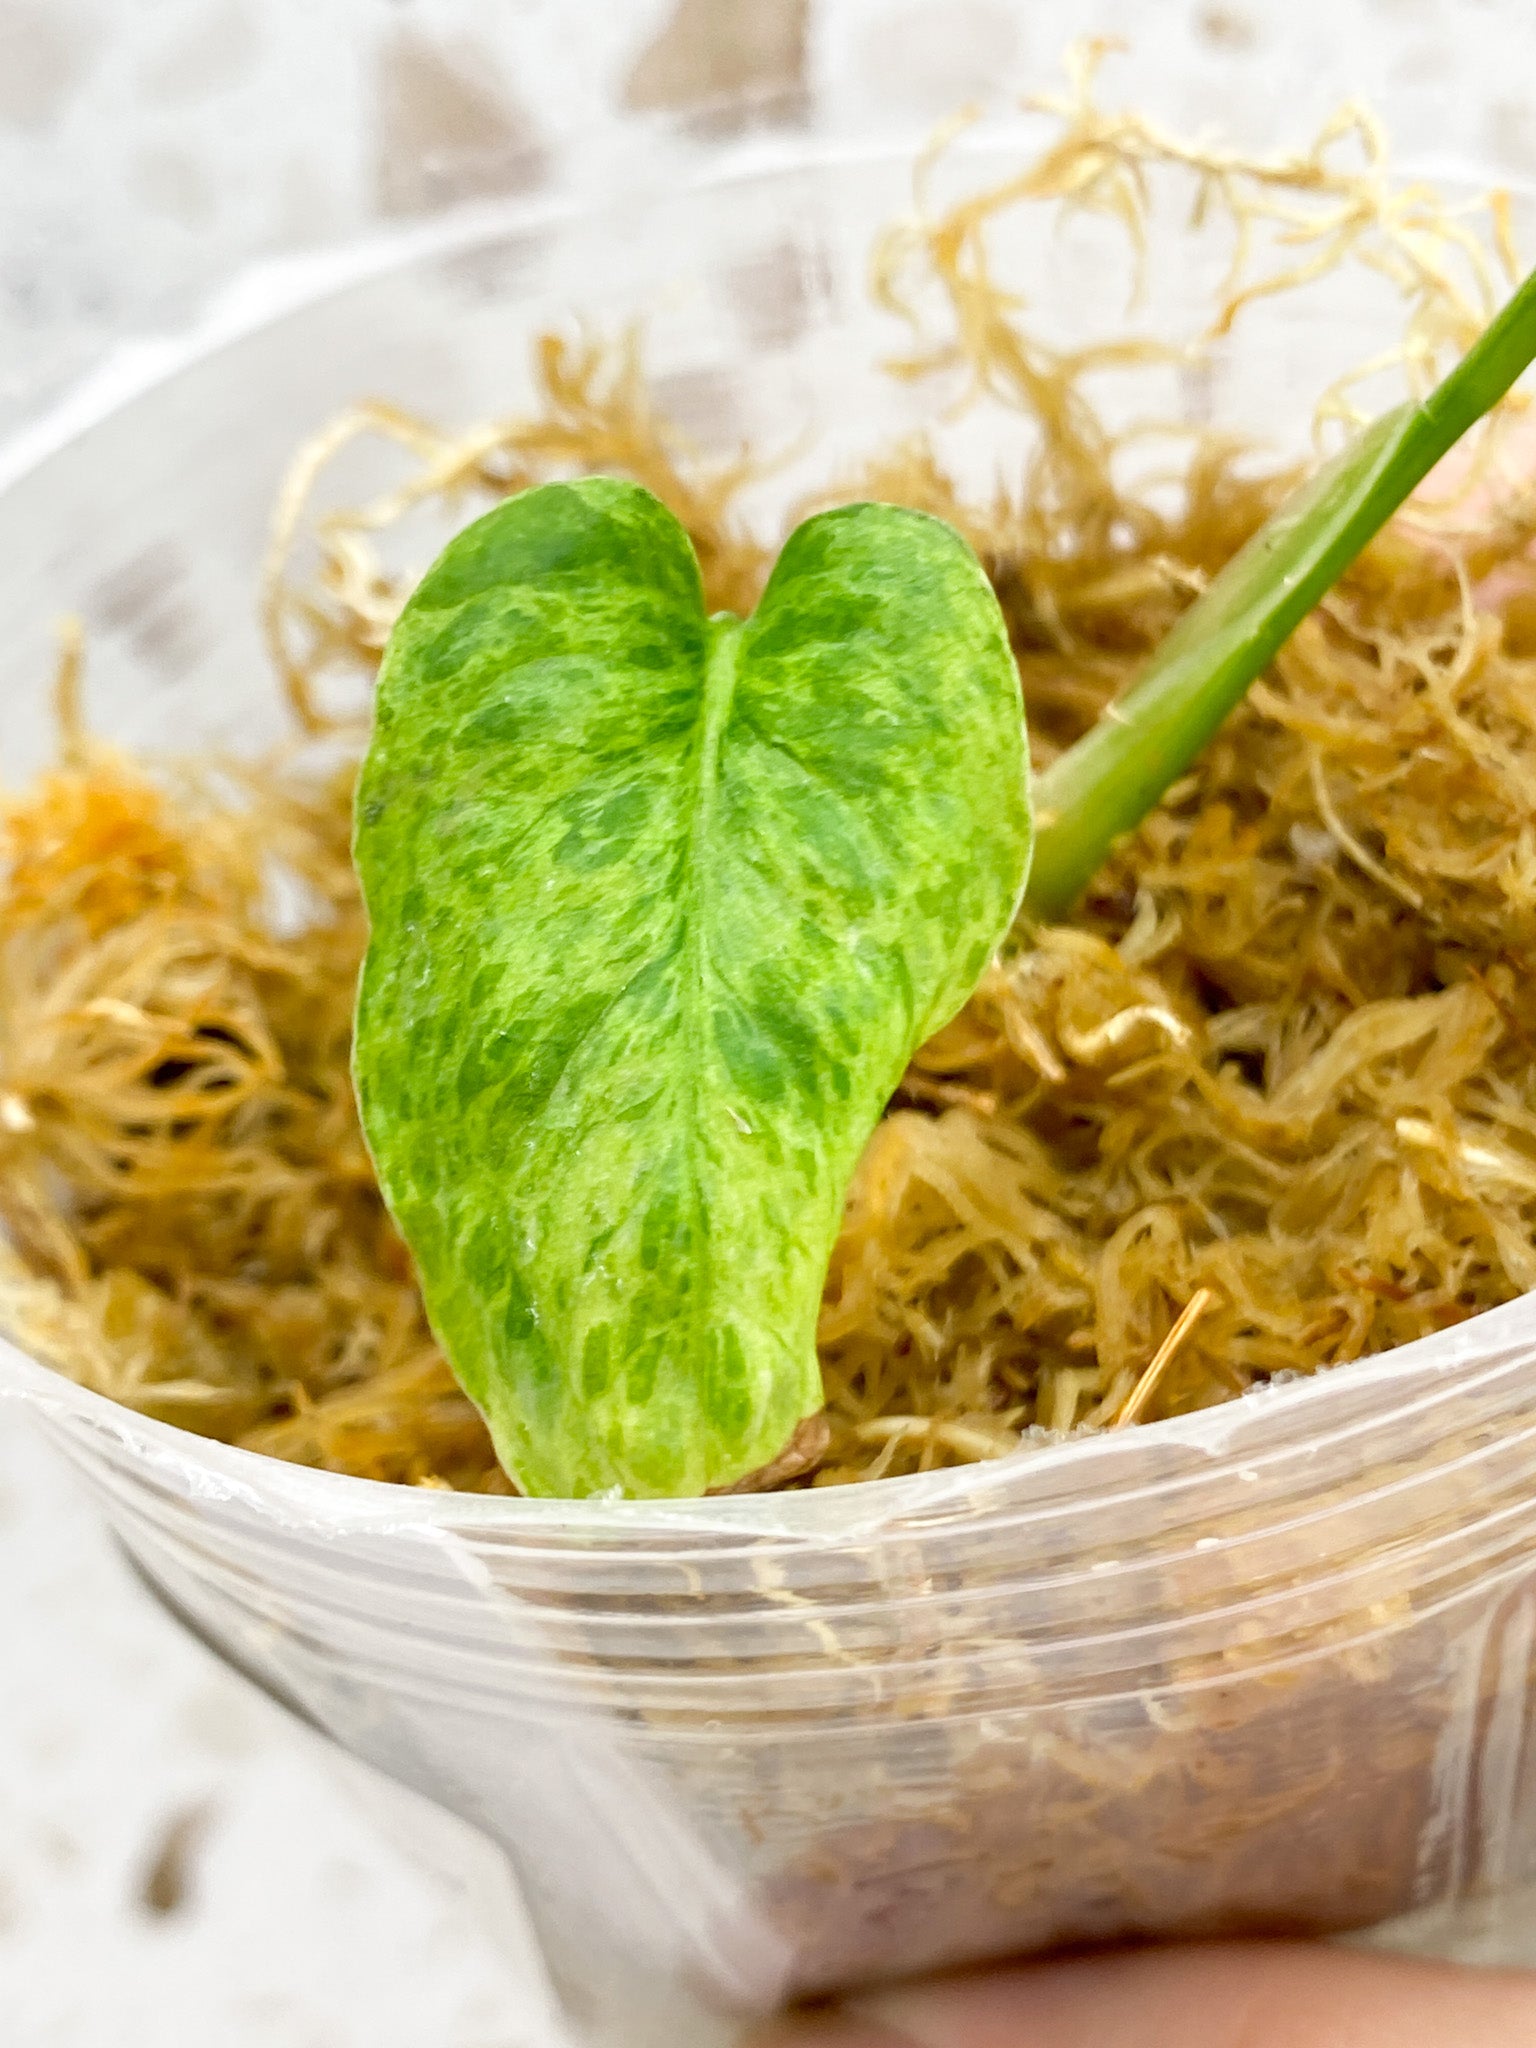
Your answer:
671,614 -> 747,1376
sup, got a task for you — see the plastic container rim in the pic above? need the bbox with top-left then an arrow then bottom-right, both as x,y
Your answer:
8,1293 -> 1536,1539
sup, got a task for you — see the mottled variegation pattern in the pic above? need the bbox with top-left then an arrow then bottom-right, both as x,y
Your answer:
354,478 -> 1029,1497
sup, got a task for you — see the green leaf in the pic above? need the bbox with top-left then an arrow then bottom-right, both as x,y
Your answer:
354,477 -> 1030,1498
1025,261 -> 1536,919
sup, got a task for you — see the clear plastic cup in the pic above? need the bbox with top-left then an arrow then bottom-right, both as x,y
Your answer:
6,132 -> 1536,2048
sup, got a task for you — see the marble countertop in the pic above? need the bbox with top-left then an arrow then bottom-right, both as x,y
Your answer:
0,1417 -> 547,2048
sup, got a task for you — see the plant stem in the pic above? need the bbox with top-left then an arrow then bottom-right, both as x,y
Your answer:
1024,262 -> 1536,921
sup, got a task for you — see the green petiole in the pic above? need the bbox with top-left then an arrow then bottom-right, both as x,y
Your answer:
1024,262 -> 1536,921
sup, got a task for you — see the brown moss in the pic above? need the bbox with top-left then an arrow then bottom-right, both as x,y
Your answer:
5,55 -> 1536,1493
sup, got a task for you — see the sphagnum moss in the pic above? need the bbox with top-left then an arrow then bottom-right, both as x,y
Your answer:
6,56 -> 1536,1490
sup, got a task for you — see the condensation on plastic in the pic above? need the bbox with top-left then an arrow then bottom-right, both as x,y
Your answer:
7,132 -> 1536,2048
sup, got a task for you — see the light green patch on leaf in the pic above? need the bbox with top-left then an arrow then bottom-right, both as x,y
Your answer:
354,477 -> 1030,1498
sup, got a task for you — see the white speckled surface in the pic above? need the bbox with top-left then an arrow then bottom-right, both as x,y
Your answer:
7,0 -> 1536,438
6,2 -> 1536,2042
0,1424 -> 551,2047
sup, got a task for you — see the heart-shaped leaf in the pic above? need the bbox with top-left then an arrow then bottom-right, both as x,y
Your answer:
354,477 -> 1030,1498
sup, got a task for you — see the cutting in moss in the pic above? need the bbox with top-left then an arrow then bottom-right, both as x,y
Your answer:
9,80 -> 1536,1507
351,263 -> 1536,1500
